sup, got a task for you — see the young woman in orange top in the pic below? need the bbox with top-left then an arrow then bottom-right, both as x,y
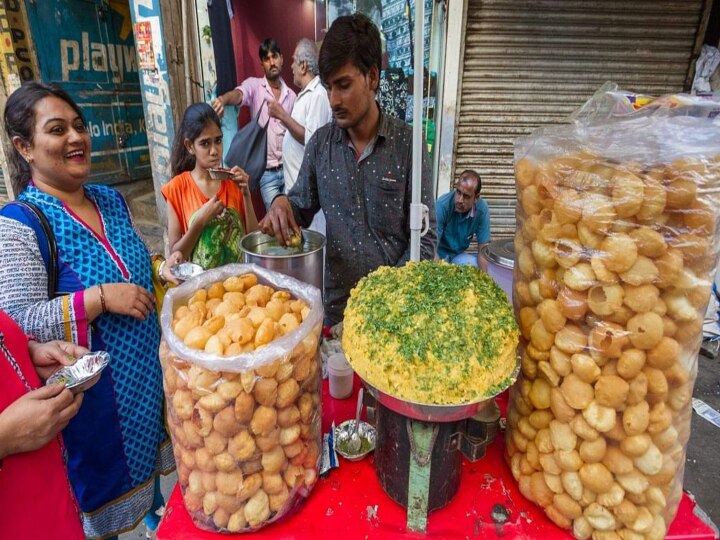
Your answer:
162,103 -> 258,266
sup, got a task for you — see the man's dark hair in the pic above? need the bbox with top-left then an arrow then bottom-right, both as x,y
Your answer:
459,169 -> 482,195
319,13 -> 381,83
259,38 -> 282,60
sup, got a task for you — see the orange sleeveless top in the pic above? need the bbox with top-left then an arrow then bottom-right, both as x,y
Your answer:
161,171 -> 246,233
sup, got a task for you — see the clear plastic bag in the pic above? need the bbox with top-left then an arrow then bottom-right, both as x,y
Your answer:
505,86 -> 720,539
159,264 -> 323,532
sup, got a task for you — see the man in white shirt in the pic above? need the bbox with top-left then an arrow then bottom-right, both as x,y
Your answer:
268,38 -> 332,193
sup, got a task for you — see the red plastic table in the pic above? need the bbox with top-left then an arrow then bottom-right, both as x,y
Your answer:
157,378 -> 717,539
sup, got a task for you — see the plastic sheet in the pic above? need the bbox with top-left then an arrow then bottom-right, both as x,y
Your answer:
505,85 -> 720,539
160,264 -> 323,532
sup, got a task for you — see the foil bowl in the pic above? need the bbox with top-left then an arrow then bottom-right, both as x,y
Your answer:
334,420 -> 377,461
46,351 -> 110,394
170,262 -> 205,282
208,167 -> 235,180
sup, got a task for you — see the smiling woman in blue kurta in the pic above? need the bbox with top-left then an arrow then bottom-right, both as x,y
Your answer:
0,81 -> 174,539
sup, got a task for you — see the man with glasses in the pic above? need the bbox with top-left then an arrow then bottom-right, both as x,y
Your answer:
435,170 -> 490,269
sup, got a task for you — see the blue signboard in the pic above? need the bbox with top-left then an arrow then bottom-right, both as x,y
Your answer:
24,0 -> 151,184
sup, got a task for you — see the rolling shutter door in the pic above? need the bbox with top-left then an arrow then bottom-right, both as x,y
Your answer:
454,0 -> 704,238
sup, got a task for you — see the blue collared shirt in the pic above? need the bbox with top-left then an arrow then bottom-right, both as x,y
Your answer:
435,191 -> 490,260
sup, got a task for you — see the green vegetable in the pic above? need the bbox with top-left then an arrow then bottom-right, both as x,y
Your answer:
190,208 -> 245,269
337,436 -> 373,456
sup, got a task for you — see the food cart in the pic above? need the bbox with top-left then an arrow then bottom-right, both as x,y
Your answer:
156,375 -> 716,538
155,2 -> 720,537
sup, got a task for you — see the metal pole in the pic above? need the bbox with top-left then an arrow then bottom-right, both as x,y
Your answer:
410,0 -> 425,262
181,0 -> 192,104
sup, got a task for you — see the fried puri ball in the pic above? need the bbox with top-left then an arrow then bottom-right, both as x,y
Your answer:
250,405 -> 278,436
237,473 -> 262,502
234,391 -> 255,424
244,489 -> 270,528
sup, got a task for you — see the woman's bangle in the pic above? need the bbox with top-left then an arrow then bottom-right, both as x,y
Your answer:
98,284 -> 108,314
158,260 -> 167,283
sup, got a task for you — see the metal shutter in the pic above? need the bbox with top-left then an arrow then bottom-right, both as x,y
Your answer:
454,0 -> 705,238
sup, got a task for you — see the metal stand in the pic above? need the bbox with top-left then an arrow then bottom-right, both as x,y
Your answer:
406,421 -> 440,532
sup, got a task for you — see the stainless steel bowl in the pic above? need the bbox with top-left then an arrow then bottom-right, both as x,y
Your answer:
358,364 -> 520,423
46,351 -> 110,394
240,230 -> 325,292
334,419 -> 377,461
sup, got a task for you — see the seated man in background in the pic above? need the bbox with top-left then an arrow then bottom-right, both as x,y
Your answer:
435,169 -> 490,269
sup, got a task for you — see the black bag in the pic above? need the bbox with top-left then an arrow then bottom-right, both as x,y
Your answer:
224,103 -> 268,190
9,200 -> 58,298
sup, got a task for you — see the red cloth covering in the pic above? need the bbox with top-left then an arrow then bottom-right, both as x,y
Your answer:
157,377 -> 717,539
0,310 -> 84,539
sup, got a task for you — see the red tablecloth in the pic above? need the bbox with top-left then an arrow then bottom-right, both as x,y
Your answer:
157,378 -> 716,539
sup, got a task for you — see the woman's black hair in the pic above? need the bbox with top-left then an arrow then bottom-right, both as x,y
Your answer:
319,12 -> 381,84
3,80 -> 85,194
170,102 -> 222,176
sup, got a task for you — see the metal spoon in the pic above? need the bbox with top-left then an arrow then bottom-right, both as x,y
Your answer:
348,388 -> 364,453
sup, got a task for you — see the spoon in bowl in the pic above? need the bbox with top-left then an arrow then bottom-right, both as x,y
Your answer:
347,388 -> 364,453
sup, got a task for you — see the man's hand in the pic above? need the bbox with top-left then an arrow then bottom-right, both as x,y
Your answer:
266,99 -> 288,123
477,243 -> 489,272
258,196 -> 301,246
211,96 -> 226,118
0,384 -> 83,459
28,340 -> 90,381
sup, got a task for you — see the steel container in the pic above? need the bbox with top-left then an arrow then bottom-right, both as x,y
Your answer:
240,230 -> 325,292
480,239 -> 515,302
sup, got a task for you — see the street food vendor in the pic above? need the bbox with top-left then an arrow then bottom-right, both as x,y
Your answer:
260,13 -> 438,325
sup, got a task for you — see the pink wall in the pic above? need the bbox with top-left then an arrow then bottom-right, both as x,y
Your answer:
230,0 -> 316,103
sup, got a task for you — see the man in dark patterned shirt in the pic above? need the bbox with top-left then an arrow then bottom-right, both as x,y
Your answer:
260,13 -> 438,325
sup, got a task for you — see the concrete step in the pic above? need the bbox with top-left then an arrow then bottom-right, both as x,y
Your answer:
134,219 -> 165,255
129,190 -> 161,223
113,178 -> 159,224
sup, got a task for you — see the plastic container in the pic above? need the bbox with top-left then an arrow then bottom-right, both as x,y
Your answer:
480,239 -> 515,301
328,352 -> 353,399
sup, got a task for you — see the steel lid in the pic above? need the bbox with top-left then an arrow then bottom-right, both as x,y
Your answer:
481,239 -> 515,269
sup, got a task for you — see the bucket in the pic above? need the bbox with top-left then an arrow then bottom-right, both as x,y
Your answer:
240,230 -> 326,292
480,239 -> 514,301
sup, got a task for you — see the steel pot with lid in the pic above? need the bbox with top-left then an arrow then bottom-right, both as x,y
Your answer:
480,239 -> 514,301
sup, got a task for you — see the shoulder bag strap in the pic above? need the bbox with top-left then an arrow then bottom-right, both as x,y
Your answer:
256,100 -> 270,129
10,200 -> 58,299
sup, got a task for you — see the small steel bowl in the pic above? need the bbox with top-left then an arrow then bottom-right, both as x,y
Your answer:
170,262 -> 205,282
46,351 -> 110,394
208,167 -> 234,180
334,420 -> 377,461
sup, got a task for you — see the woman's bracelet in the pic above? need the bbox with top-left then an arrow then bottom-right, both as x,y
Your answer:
158,259 -> 167,283
98,284 -> 108,314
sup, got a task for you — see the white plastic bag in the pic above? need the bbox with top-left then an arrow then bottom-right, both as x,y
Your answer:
160,264 -> 323,532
